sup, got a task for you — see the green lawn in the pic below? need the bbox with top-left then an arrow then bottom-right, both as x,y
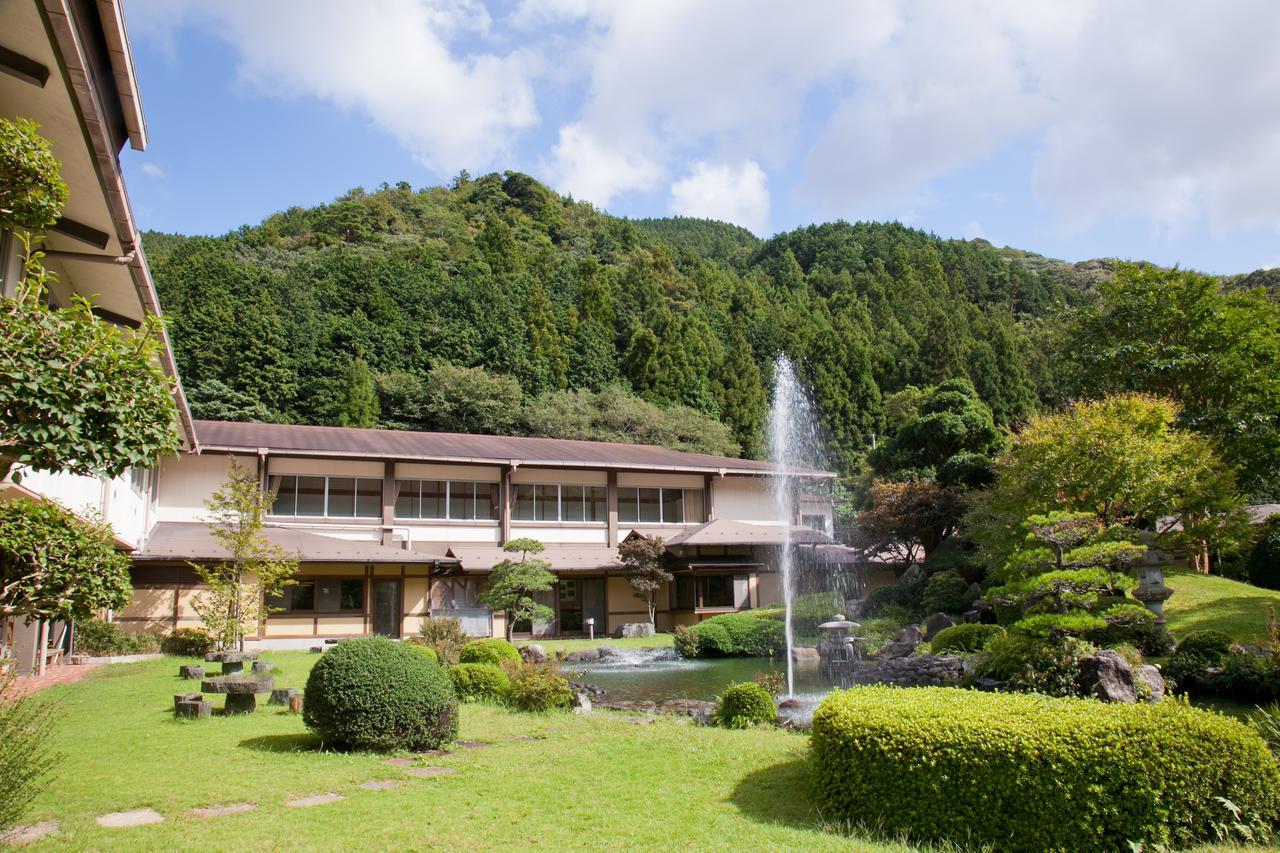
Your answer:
14,652 -> 892,851
1163,568 -> 1280,644
519,632 -> 675,654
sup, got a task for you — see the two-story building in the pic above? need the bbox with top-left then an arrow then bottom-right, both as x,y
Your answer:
122,420 -> 840,646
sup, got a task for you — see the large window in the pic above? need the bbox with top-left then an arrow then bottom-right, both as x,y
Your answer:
512,484 -> 607,522
395,479 -> 497,520
271,475 -> 381,518
618,488 -> 703,524
671,574 -> 747,610
267,578 -> 365,613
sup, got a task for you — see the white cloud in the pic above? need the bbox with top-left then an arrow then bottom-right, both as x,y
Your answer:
137,162 -> 167,179
962,220 -> 986,240
548,124 -> 662,207
670,160 -> 770,235
125,0 -> 540,175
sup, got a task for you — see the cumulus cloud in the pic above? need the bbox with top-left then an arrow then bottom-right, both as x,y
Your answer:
137,162 -> 167,179
670,161 -> 770,235
549,123 -> 662,207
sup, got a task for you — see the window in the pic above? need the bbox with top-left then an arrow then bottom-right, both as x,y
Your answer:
670,574 -> 747,610
268,578 -> 365,613
801,513 -> 829,535
393,480 -> 497,520
271,475 -> 382,518
619,488 -> 703,524
511,484 -> 608,522
127,467 -> 149,495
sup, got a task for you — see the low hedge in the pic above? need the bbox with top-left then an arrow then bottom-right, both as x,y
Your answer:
448,662 -> 510,702
458,638 -> 521,666
303,636 -> 458,751
929,624 -> 1005,654
811,686 -> 1280,851
682,613 -> 784,658
160,628 -> 214,657
73,620 -> 159,656
714,682 -> 776,728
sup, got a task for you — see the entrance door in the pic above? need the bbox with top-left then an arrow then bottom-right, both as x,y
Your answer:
372,579 -> 401,637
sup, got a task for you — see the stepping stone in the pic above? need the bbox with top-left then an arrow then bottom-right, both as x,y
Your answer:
419,748 -> 451,757
96,808 -> 165,828
358,780 -> 402,791
404,766 -> 454,779
511,735 -> 544,742
455,740 -> 490,749
0,821 -> 58,845
190,802 -> 256,818
384,757 -> 416,767
286,793 -> 343,808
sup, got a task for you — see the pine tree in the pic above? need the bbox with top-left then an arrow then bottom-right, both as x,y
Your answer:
526,279 -> 568,392
716,330 -> 767,456
335,358 -> 379,429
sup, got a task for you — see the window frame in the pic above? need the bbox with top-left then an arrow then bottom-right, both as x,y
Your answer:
511,483 -> 608,524
266,576 -> 366,614
392,479 -> 498,522
270,475 -> 383,519
617,487 -> 703,525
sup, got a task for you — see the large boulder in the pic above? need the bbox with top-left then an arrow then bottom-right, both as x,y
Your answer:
925,613 -> 956,641
791,646 -> 821,666
877,624 -> 923,659
519,643 -> 547,664
1079,650 -> 1165,704
613,622 -> 655,639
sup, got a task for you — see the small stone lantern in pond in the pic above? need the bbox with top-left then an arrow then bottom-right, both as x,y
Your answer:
817,615 -> 863,680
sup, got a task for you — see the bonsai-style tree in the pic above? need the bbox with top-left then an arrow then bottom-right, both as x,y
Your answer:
1,117 -> 178,482
986,512 -> 1145,638
618,535 -> 670,627
191,461 -> 297,650
0,499 -> 132,623
479,537 -> 555,641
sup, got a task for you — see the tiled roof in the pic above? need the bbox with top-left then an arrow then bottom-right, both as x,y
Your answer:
135,522 -> 449,564
663,519 -> 835,547
192,419 -> 834,477
441,544 -> 623,573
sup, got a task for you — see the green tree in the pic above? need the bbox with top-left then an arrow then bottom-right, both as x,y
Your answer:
618,536 -> 670,626
526,279 -> 568,392
191,461 -> 298,650
335,358 -> 379,428
0,500 -> 132,622
715,331 -> 766,456
479,538 -> 555,641
854,479 -> 967,564
421,363 -> 523,434
1069,263 -> 1280,498
869,377 -> 1001,482
0,118 -> 68,231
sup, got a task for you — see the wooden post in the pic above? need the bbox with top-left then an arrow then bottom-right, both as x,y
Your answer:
500,465 -> 512,546
37,619 -> 48,676
607,471 -> 618,547
382,461 -> 396,547
704,473 -> 715,522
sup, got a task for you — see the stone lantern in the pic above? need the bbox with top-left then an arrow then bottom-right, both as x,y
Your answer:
1133,566 -> 1173,624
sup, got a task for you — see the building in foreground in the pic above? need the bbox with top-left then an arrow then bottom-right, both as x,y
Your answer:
124,420 -> 846,645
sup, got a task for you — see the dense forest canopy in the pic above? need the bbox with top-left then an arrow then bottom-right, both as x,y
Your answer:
144,171 -> 1280,498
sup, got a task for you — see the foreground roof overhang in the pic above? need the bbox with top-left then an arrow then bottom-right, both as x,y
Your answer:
662,518 -> 837,548
439,544 -> 622,574
134,522 -> 451,564
192,420 -> 837,479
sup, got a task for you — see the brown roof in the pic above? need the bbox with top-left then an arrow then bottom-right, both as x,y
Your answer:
440,544 -> 622,573
193,420 -> 833,477
135,522 -> 450,564
663,519 -> 835,548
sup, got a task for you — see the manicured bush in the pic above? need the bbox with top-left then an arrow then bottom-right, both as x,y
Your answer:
73,620 -> 159,656
458,638 -> 520,666
503,659 -> 573,712
865,576 -> 924,618
673,624 -> 700,658
1088,603 -> 1174,656
1176,630 -> 1233,661
160,628 -> 214,658
920,570 -> 974,616
810,685 -> 1280,851
682,613 -> 784,658
713,682 -> 777,728
416,616 -> 468,665
448,662 -> 510,702
303,636 -> 457,751
929,624 -> 1005,654
977,634 -> 1096,697
1246,517 -> 1280,590
1163,650 -> 1214,694
407,643 -> 439,665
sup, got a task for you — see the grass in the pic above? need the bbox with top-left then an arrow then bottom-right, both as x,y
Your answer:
518,632 -> 675,654
1163,567 -> 1280,644
14,651 -> 890,851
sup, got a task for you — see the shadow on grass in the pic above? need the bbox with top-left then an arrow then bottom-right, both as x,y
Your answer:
728,750 -> 826,833
239,733 -> 323,753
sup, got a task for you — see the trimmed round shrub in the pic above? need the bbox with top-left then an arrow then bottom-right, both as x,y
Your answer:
684,613 -> 784,658
673,624 -> 700,658
458,638 -> 520,666
713,682 -> 777,728
921,570 -> 974,616
1164,650 -> 1214,694
73,620 -> 159,656
930,623 -> 1005,654
160,628 -> 214,657
1175,630 -> 1233,661
811,685 -> 1280,851
407,643 -> 439,665
505,661 -> 573,712
448,662 -> 510,702
303,636 -> 458,751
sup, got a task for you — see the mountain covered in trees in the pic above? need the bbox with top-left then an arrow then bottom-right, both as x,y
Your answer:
143,171 -> 1280,497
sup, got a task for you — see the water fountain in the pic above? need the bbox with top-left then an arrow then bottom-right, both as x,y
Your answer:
767,355 -> 823,696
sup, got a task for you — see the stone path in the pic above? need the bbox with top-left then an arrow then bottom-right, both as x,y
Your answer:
404,766 -> 455,779
10,663 -> 101,695
191,803 -> 256,818
96,808 -> 165,828
286,793 -> 344,808
0,821 -> 58,846
358,780 -> 402,791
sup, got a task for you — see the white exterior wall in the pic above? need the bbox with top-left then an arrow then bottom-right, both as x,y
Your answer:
713,477 -> 780,523
10,466 -> 155,549
155,453 -> 251,523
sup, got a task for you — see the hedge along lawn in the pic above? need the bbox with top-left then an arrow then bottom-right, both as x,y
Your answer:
20,650 -> 902,851
1163,567 -> 1280,643
519,632 -> 675,654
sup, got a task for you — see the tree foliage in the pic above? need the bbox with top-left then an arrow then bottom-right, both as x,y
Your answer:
191,461 -> 297,650
0,499 -> 132,622
479,537 -> 555,641
855,479 -> 967,565
617,535 -> 670,626
869,377 -> 1002,483
0,118 -> 68,231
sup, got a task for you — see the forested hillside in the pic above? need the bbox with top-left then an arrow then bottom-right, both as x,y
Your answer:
146,171 -> 1096,474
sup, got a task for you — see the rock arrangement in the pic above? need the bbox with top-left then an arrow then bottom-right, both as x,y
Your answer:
172,651 -> 294,716
563,645 -> 624,664
1078,649 -> 1165,704
847,655 -> 966,688
613,622 -> 655,639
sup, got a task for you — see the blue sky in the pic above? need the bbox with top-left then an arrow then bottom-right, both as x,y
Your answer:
121,1 -> 1280,274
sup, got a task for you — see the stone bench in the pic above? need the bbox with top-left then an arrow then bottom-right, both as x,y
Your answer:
201,676 -> 274,714
174,693 -> 211,718
204,651 -> 259,675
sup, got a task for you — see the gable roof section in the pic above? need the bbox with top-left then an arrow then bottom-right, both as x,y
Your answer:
193,420 -> 834,478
